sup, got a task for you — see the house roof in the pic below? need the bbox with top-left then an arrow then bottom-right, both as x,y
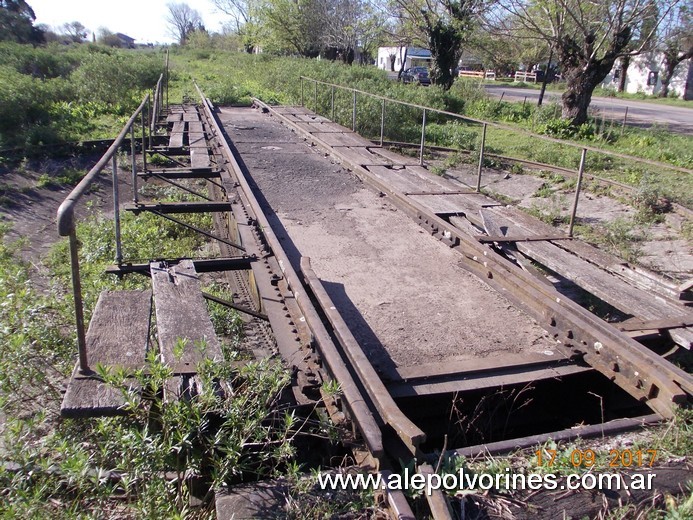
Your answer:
116,33 -> 135,43
407,47 -> 431,58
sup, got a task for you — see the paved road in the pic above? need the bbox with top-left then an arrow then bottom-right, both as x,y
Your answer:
484,84 -> 693,134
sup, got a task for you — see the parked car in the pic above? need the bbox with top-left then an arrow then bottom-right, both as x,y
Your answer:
401,67 -> 431,86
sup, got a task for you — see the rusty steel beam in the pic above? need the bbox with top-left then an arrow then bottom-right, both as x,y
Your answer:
256,98 -> 691,418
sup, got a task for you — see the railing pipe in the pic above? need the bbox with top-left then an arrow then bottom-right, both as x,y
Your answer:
296,76 -> 692,176
380,98 -> 386,147
112,155 -> 123,265
331,86 -> 335,121
130,125 -> 138,204
352,90 -> 357,132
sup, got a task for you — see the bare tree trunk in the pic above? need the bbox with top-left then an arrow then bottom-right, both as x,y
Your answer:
561,66 -> 612,126
617,56 -> 630,92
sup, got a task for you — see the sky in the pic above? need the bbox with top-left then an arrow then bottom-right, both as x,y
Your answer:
29,0 -> 229,44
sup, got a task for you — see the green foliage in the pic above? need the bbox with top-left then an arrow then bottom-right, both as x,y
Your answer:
0,42 -> 161,148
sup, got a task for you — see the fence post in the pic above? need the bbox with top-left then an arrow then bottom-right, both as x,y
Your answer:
380,98 -> 386,147
68,228 -> 89,373
331,85 -> 335,121
352,90 -> 357,132
130,124 -> 138,204
419,109 -> 427,166
476,123 -> 488,192
568,148 -> 588,237
300,77 -> 304,107
112,155 -> 123,265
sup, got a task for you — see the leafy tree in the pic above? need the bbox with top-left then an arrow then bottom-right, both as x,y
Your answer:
211,0 -> 264,53
489,0 -> 681,126
657,4 -> 693,97
389,0 -> 484,90
0,0 -> 44,44
166,2 -> 203,45
97,27 -> 124,47
61,21 -> 88,43
259,0 -> 323,56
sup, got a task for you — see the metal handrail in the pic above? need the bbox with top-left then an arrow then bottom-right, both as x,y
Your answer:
298,76 -> 693,176
57,75 -> 163,374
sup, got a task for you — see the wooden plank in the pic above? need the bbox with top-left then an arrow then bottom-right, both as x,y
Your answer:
477,234 -> 572,243
387,363 -> 590,397
183,112 -> 200,122
188,132 -> 206,148
390,351 -> 572,382
618,317 -> 693,332
334,146 -> 390,166
151,260 -> 222,373
166,113 -> 183,123
293,121 -> 349,133
498,206 -> 684,301
370,146 -> 423,165
169,121 -> 185,149
61,290 -> 152,417
188,121 -> 204,134
190,148 -> 211,170
294,113 -> 331,123
313,131 -> 373,147
367,164 -> 431,194
482,207 -> 693,348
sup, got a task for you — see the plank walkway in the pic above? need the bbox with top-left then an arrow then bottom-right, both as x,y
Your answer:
61,290 -> 152,417
272,105 -> 692,349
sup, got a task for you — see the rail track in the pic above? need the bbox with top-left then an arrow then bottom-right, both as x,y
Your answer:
56,77 -> 692,518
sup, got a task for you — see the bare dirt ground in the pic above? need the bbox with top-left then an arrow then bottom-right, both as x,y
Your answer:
218,106 -> 556,372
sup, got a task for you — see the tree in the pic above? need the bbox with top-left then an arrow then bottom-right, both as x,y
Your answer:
657,5 -> 693,97
166,2 -> 203,45
0,0 -> 44,44
211,0 -> 263,52
489,0 -> 681,126
388,0 -> 484,90
61,21 -> 87,43
318,0 -> 375,64
258,0 -> 323,56
97,27 -> 123,47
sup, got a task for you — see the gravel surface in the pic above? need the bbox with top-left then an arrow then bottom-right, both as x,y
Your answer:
219,107 -> 556,371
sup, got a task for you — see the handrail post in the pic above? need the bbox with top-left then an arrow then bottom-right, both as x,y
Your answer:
314,80 -> 318,113
331,85 -> 335,121
419,109 -> 427,166
300,77 -> 304,107
147,95 -> 152,150
568,148 -> 588,237
130,124 -> 138,204
68,228 -> 89,373
380,98 -> 386,147
352,90 -> 357,132
476,123 -> 488,193
141,108 -> 147,176
112,155 -> 123,265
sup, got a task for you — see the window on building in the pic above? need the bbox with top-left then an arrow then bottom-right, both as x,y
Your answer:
647,71 -> 658,86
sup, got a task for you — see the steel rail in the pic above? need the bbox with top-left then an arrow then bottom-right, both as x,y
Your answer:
255,98 -> 692,418
194,84 -> 387,461
299,76 -> 693,176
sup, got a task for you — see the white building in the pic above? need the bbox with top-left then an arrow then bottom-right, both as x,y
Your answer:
601,52 -> 693,100
376,47 -> 431,71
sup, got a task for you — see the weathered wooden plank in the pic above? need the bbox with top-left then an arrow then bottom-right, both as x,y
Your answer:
151,260 -> 222,373
293,121 -> 349,133
183,111 -> 200,122
367,164 -> 429,194
334,146 -> 390,166
169,121 -> 185,149
313,131 -> 373,147
188,132 -> 206,148
190,147 -> 211,170
188,121 -> 204,134
498,206 -> 683,300
166,113 -> 183,123
370,146 -> 423,165
408,193 -> 500,220
482,207 -> 693,348
294,113 -> 331,123
61,290 -> 152,417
